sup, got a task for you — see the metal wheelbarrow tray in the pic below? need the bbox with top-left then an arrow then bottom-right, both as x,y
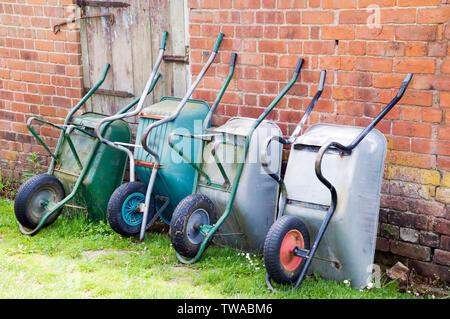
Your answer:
263,73 -> 413,290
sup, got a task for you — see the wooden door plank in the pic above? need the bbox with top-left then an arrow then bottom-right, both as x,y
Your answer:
129,0 -> 154,125
85,5 -> 115,115
149,0 -> 170,100
169,0 -> 188,98
110,7 -> 134,114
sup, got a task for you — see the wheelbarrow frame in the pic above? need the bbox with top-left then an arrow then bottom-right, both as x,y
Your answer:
263,72 -> 413,290
16,63 -> 162,236
168,58 -> 306,264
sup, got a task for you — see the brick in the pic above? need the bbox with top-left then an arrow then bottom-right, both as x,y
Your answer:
390,241 -> 431,261
304,41 -> 335,55
441,236 -> 450,251
400,227 -> 419,243
339,10 -> 371,24
380,8 -> 416,24
394,58 -> 435,74
322,0 -> 356,8
419,231 -> 440,248
277,0 -> 308,8
405,42 -> 427,57
397,0 -> 440,5
389,151 -> 434,169
234,0 -> 260,9
440,92 -> 450,108
338,71 -> 372,87
409,260 -> 450,282
386,165 -> 440,186
412,75 -> 450,92
395,26 -> 437,41
376,237 -> 390,252
433,218 -> 450,235
302,11 -> 334,24
412,139 -> 450,157
417,7 -> 450,24
279,26 -> 308,39
348,41 -> 366,55
428,42 -> 448,57
236,26 -> 262,38
256,11 -> 284,24
357,26 -> 394,40
436,187 -> 450,204
322,26 -> 355,40
372,73 -> 404,89
258,40 -> 287,53
356,57 -> 392,73
392,122 -> 432,138
438,126 -> 450,140
433,249 -> 450,267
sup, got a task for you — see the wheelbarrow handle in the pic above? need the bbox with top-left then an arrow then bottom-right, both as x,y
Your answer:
213,32 -> 224,53
66,63 -> 110,124
160,30 -> 168,50
253,58 -> 304,129
141,33 -> 225,162
203,52 -> 237,130
260,69 -> 326,172
344,72 -> 413,152
289,69 -> 326,143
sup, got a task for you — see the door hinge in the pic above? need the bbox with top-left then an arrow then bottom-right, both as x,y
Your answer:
76,0 -> 131,8
53,14 -> 114,34
163,46 -> 190,64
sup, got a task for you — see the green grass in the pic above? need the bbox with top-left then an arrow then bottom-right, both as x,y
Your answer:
0,198 -> 420,299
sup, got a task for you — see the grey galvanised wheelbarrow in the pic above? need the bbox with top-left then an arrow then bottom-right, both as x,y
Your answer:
13,62 -> 162,236
96,33 -> 237,242
263,72 -> 413,290
168,58 -> 307,264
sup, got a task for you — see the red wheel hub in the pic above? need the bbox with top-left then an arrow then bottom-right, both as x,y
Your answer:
280,229 -> 304,272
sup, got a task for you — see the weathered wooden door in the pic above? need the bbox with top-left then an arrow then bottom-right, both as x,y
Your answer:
79,0 -> 188,119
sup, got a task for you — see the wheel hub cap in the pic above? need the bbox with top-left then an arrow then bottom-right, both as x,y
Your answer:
280,229 -> 304,272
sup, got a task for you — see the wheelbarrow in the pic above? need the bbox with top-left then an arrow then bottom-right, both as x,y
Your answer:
168,58 -> 306,264
14,62 -> 163,236
263,72 -> 413,290
97,33 -> 236,242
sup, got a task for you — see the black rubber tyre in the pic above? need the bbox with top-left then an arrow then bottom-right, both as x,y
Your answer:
264,215 -> 310,285
14,174 -> 65,229
107,181 -> 155,237
170,193 -> 218,258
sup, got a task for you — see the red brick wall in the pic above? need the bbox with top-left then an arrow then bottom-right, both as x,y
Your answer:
0,0 -> 448,280
187,0 -> 449,280
0,0 -> 83,178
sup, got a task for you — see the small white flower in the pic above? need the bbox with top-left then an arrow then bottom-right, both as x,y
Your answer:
367,282 -> 374,289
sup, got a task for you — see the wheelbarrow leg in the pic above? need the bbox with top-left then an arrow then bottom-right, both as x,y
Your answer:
139,166 -> 159,241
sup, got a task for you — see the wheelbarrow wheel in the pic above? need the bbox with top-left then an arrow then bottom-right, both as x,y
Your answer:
107,181 -> 155,237
170,194 -> 218,258
264,215 -> 310,285
14,174 -> 66,229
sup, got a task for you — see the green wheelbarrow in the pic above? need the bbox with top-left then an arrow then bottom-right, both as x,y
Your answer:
13,63 -> 162,236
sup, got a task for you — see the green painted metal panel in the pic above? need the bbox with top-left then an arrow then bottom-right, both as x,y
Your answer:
52,112 -> 131,221
134,97 -> 210,223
